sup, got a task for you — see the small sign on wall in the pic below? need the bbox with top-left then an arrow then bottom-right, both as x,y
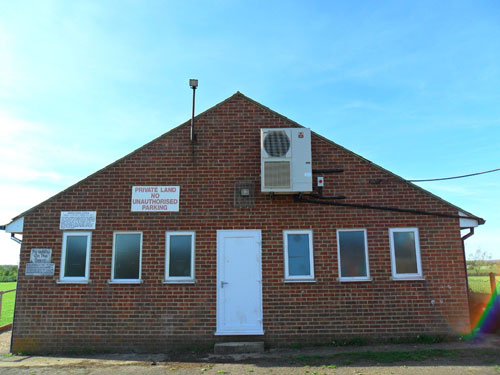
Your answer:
60,211 -> 96,230
30,248 -> 52,263
25,248 -> 55,276
26,263 -> 55,276
131,186 -> 180,212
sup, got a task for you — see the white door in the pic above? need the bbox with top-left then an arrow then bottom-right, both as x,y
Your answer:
216,230 -> 263,335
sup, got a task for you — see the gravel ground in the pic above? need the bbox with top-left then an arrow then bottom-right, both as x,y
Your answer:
0,330 -> 10,353
1,330 -> 499,375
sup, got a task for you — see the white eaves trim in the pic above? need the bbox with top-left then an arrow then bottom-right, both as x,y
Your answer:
5,217 -> 24,233
458,211 -> 479,229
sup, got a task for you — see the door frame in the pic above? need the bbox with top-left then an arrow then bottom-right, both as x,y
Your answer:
215,229 -> 264,335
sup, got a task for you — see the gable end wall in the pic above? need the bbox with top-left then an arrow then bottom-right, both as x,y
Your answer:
12,94 -> 469,353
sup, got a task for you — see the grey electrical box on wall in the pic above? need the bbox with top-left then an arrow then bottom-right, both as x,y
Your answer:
260,128 -> 312,193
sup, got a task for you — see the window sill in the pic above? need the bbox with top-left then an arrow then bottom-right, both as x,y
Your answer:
284,279 -> 317,283
108,280 -> 143,284
57,280 -> 90,284
391,276 -> 425,281
163,280 -> 196,284
338,277 -> 372,282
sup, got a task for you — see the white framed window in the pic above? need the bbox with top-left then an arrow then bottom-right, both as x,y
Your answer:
283,230 -> 314,281
165,231 -> 195,282
60,231 -> 92,283
337,229 -> 370,281
389,228 -> 423,279
111,232 -> 142,283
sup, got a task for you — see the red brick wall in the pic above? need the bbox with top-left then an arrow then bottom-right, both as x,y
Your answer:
12,94 -> 470,353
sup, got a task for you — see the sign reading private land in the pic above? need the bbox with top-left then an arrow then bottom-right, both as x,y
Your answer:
131,186 -> 180,212
60,211 -> 97,230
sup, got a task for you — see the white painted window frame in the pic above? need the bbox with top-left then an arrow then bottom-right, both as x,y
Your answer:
165,231 -> 195,283
337,229 -> 371,282
60,231 -> 92,283
111,231 -> 143,283
283,229 -> 315,281
389,227 -> 423,280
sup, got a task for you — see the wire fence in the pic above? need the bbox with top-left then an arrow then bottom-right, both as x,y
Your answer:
468,274 -> 500,294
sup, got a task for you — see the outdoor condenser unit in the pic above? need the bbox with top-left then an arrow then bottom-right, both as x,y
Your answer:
261,128 -> 312,193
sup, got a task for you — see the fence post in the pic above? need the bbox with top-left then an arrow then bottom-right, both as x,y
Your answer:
490,272 -> 496,294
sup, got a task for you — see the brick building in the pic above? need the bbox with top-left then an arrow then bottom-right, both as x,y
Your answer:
3,92 -> 484,353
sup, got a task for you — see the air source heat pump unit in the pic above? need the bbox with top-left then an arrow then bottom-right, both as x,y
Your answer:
261,128 -> 312,193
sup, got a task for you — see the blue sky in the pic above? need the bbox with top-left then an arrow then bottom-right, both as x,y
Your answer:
0,0 -> 499,264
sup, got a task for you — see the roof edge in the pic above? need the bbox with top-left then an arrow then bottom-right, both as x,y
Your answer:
8,92 -> 243,223
234,92 -> 485,225
7,91 -> 485,226
312,131 -> 485,225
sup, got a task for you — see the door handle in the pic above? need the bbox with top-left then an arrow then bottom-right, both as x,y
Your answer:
221,281 -> 229,288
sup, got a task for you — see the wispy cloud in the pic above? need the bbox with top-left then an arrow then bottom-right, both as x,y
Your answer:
339,100 -> 385,112
415,183 -> 477,196
465,231 -> 500,260
0,183 -> 57,266
0,185 -> 56,218
0,110 -> 105,185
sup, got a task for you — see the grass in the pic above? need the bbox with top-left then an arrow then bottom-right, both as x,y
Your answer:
468,276 -> 500,294
0,281 -> 17,326
467,260 -> 500,275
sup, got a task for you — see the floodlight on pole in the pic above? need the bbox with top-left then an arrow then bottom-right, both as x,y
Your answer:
190,79 -> 198,142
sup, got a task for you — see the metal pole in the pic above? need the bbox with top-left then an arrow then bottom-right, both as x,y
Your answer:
191,86 -> 197,142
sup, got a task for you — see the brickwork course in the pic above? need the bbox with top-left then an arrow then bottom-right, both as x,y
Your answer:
9,92 -> 483,353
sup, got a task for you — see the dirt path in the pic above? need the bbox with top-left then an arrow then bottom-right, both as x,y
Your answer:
0,330 -> 10,354
1,330 -> 499,375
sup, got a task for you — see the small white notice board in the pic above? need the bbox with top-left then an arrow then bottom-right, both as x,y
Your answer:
131,186 -> 179,212
60,211 -> 96,230
26,263 -> 55,276
30,248 -> 52,263
26,248 -> 55,276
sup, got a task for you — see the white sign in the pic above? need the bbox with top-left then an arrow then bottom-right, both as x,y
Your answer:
30,248 -> 52,263
131,186 -> 179,212
25,263 -> 55,276
60,211 -> 97,230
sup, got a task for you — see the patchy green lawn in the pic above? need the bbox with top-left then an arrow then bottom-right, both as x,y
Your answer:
0,282 -> 16,326
468,276 -> 500,294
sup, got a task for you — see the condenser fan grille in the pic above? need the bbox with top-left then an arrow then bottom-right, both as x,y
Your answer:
263,131 -> 290,157
264,161 -> 291,188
